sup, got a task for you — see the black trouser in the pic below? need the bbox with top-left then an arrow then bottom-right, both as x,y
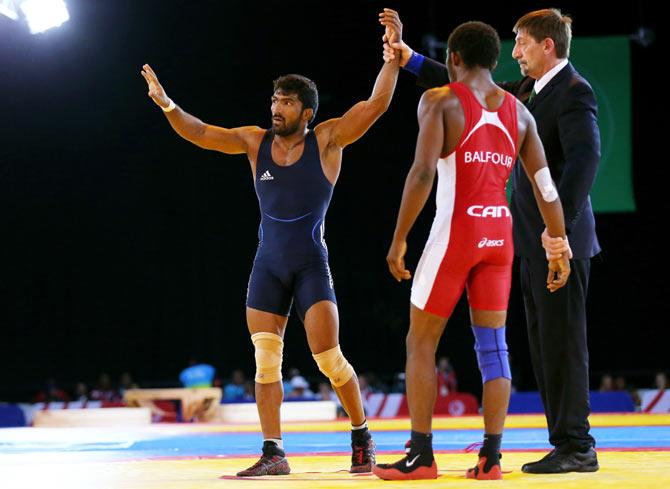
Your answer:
520,256 -> 595,452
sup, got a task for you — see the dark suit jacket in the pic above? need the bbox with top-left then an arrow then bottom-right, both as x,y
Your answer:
417,57 -> 601,259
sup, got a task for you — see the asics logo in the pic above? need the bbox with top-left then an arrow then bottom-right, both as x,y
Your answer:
468,205 -> 510,218
260,170 -> 274,181
478,238 -> 505,248
406,454 -> 421,467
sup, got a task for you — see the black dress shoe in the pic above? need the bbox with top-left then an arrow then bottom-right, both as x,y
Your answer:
522,447 -> 599,474
521,449 -> 557,472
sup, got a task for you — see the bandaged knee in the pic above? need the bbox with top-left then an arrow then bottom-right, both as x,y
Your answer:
312,345 -> 355,388
251,332 -> 283,384
472,325 -> 512,383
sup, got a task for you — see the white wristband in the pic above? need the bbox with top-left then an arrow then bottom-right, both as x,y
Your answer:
161,98 -> 176,112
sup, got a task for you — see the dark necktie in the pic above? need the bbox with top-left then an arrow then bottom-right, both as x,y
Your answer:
527,88 -> 537,105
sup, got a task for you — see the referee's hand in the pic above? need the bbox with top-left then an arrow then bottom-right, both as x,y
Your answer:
541,228 -> 573,261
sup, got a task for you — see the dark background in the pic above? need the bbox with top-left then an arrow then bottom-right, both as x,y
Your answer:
0,1 -> 666,401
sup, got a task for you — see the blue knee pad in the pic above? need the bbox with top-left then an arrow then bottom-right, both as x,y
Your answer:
471,325 -> 512,383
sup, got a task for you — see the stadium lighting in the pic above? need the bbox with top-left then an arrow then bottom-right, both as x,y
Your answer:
0,0 -> 70,34
0,0 -> 19,20
20,0 -> 69,34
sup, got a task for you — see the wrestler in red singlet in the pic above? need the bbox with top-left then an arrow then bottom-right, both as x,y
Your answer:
411,81 -> 518,317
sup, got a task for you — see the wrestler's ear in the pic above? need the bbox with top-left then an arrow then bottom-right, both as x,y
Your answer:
302,107 -> 314,123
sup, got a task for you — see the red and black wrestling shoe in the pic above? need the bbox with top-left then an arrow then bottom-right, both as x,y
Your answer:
372,440 -> 438,480
236,441 -> 290,477
466,452 -> 503,480
350,430 -> 376,473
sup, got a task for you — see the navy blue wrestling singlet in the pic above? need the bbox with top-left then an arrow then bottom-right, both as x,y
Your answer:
246,129 -> 336,319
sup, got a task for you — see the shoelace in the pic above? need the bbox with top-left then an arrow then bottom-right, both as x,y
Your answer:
352,438 -> 372,464
255,454 -> 279,468
464,441 -> 483,453
353,445 -> 365,465
244,458 -> 266,471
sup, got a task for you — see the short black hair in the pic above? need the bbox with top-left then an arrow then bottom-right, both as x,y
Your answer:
273,74 -> 319,123
447,21 -> 500,70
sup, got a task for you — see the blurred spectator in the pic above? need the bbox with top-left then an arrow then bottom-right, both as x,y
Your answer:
243,380 -> 255,400
119,372 -> 138,397
317,381 -> 338,402
286,375 -> 314,399
391,372 -> 406,394
224,370 -> 249,401
317,381 -> 345,417
363,372 -> 387,394
599,374 -> 614,392
33,378 -> 70,403
74,382 -> 89,402
614,375 -> 627,391
437,356 -> 458,396
655,372 -> 668,390
358,374 -> 373,399
614,375 -> 641,407
179,358 -> 215,388
90,373 -> 121,401
282,367 -> 301,397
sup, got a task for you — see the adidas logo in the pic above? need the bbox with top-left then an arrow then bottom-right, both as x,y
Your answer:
260,170 -> 274,181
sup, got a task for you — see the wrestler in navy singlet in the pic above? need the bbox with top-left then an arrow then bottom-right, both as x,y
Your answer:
246,129 -> 336,319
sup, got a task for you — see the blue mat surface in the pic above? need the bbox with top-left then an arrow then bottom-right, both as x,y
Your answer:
1,426 -> 668,459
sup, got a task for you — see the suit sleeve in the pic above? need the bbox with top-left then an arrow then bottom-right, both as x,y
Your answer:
417,57 -> 450,88
415,56 -> 525,95
497,80 -> 524,94
556,81 -> 601,234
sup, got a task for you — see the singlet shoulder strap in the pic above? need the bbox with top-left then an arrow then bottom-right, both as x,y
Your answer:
257,129 -> 273,158
255,129 -> 274,172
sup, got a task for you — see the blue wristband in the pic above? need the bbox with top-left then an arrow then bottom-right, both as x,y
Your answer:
404,51 -> 425,76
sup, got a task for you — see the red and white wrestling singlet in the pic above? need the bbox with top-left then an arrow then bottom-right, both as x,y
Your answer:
411,82 -> 519,317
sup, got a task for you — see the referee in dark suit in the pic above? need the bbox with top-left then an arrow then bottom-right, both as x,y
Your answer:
379,8 -> 600,473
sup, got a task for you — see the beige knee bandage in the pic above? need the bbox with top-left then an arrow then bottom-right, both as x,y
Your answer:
251,332 -> 283,384
312,345 -> 354,388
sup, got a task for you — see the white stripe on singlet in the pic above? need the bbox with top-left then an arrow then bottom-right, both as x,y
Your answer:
411,153 -> 457,309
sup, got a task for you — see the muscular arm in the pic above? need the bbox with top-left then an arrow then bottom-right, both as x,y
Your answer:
379,9 -> 523,93
556,82 -> 600,234
141,63 -> 262,154
164,109 -> 261,154
317,57 -> 399,149
414,54 -> 525,94
394,89 -> 444,239
387,89 -> 445,281
518,102 -> 571,290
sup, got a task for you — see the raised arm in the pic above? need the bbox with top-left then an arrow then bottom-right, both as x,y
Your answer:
141,64 -> 262,154
517,101 -> 570,291
316,57 -> 399,149
379,8 -> 524,92
379,8 -> 447,89
387,89 -> 445,282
